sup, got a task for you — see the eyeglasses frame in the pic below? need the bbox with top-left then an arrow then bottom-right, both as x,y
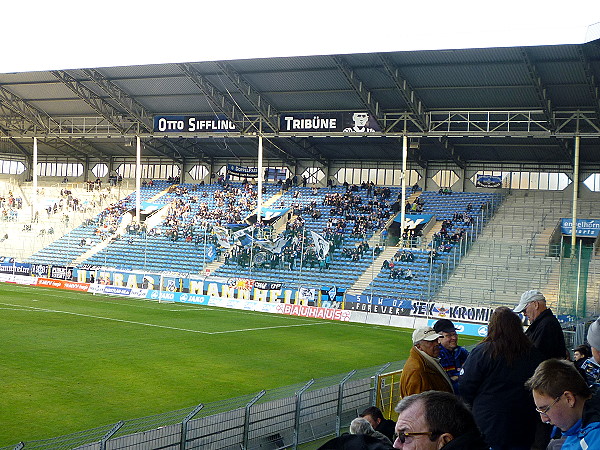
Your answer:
535,392 -> 564,416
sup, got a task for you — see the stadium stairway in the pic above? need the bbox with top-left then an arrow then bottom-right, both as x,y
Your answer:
347,245 -> 398,295
431,190 -> 575,308
1,182 -> 128,261
588,258 -> 600,315
69,184 -> 176,267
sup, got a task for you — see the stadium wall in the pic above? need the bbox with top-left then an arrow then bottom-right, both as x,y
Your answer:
0,268 -> 492,338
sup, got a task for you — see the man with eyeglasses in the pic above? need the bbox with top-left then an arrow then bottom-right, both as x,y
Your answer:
525,358 -> 600,450
399,327 -> 453,398
515,289 -> 568,449
513,289 -> 567,360
393,390 -> 488,449
433,319 -> 469,395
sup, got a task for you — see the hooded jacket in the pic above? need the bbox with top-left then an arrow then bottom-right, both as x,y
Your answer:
399,346 -> 453,398
561,388 -> 600,450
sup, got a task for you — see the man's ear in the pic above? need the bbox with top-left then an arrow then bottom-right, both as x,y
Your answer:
437,433 -> 453,449
564,391 -> 577,407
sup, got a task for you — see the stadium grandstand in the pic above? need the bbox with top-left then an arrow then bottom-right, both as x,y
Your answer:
1,32 -> 600,449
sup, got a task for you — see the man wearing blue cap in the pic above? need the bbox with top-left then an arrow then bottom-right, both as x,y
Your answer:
434,318 -> 469,395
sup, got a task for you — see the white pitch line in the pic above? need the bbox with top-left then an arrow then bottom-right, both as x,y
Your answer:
0,302 -> 212,334
208,322 -> 328,334
0,307 -> 43,311
0,302 -> 329,335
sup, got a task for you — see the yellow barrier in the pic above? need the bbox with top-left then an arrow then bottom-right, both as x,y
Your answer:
376,369 -> 403,421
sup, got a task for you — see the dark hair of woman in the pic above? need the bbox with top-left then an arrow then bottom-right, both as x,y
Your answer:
482,306 -> 533,366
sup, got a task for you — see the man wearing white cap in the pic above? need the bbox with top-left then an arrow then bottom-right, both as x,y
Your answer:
399,326 -> 453,398
514,289 -> 567,360
514,289 -> 567,449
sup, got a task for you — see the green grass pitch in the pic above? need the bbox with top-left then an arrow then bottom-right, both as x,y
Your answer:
0,282 -> 481,446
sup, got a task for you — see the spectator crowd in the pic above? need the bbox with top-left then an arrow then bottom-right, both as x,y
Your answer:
320,289 -> 600,450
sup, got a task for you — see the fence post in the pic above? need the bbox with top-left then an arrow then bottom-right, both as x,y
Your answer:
180,403 -> 204,450
335,370 -> 356,436
242,391 -> 266,450
99,421 -> 124,450
453,244 -> 457,269
372,363 -> 391,407
293,379 -> 314,449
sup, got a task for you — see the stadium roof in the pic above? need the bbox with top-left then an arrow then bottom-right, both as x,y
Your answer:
1,39 -> 600,169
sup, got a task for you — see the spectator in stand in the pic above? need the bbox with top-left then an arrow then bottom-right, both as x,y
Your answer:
349,417 -> 393,447
360,406 -> 396,442
573,343 -> 592,371
433,318 -> 469,395
400,327 -> 453,397
459,306 -> 544,450
513,289 -> 567,360
526,358 -> 600,450
513,289 -> 568,449
393,390 -> 488,450
579,318 -> 600,388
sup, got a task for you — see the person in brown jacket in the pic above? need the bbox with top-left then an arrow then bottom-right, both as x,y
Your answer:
399,326 -> 454,398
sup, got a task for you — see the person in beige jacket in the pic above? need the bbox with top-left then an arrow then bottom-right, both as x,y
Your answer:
399,326 -> 454,398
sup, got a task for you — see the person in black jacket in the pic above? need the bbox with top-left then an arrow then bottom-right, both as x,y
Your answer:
514,289 -> 567,449
318,433 -> 392,450
360,406 -> 396,443
459,306 -> 544,449
513,289 -> 567,360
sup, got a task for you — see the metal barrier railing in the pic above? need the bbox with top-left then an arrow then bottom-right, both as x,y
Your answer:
2,362 -> 394,450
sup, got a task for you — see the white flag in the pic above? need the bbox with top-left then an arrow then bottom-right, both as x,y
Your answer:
212,226 -> 231,249
310,231 -> 330,260
299,287 -> 316,303
271,235 -> 289,254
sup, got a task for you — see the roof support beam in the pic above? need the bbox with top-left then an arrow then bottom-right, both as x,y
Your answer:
178,63 -> 299,165
214,62 -> 330,166
281,137 -> 329,167
215,61 -> 279,132
81,69 -> 154,133
166,137 -> 211,163
51,70 -> 139,135
519,48 -> 572,161
144,138 -> 185,164
576,46 -> 600,127
41,138 -> 89,164
0,125 -> 30,157
330,55 -> 381,121
519,48 -> 555,128
378,54 -> 429,132
404,138 -> 427,169
0,85 -> 107,161
0,84 -> 59,134
177,63 -> 253,128
437,136 -> 465,169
